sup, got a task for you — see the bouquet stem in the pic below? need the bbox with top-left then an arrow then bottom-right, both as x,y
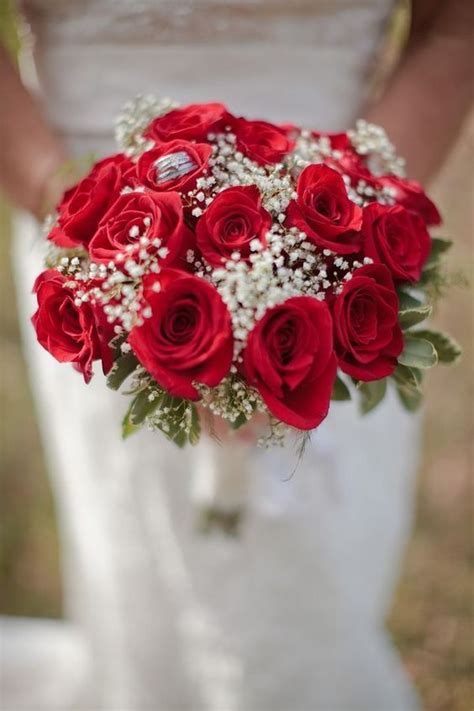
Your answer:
191,436 -> 253,535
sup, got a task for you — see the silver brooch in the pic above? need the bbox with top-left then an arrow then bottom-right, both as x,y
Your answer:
154,151 -> 197,184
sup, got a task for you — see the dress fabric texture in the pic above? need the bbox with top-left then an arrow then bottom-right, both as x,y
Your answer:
6,1 -> 422,709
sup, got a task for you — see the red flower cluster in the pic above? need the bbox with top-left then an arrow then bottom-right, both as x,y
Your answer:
33,101 -> 439,435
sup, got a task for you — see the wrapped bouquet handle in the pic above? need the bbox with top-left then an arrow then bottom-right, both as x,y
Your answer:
32,97 -> 461,456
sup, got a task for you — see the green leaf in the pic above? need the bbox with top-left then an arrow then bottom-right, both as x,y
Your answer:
392,363 -> 424,413
398,304 -> 432,330
358,378 -> 387,415
331,375 -> 351,401
399,335 -> 438,369
410,329 -> 462,364
189,404 -> 201,445
171,429 -> 188,448
396,384 -> 423,412
392,364 -> 422,390
397,289 -> 423,311
424,237 -> 453,270
121,402 -> 141,440
129,388 -> 163,425
229,412 -> 250,430
107,352 -> 139,391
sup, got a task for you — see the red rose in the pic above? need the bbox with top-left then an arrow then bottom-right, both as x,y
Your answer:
196,185 -> 271,267
330,150 -> 381,190
332,264 -> 403,381
144,102 -> 228,143
32,270 -> 113,383
230,117 -> 293,165
89,189 -> 190,264
241,297 -> 337,429
362,203 -> 432,283
129,269 -> 233,400
48,154 -> 134,249
379,176 -> 441,226
286,164 -> 362,254
136,140 -> 212,193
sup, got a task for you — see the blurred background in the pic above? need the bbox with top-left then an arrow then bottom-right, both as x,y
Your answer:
0,1 -> 473,710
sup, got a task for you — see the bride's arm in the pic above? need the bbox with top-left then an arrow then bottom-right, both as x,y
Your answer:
366,0 -> 473,183
0,43 -> 67,218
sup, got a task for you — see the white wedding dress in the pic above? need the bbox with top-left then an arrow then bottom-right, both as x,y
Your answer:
4,1 -> 422,709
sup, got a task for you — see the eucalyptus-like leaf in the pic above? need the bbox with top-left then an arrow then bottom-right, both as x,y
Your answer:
107,352 -> 139,391
331,375 -> 351,401
392,364 -> 422,390
399,335 -> 438,369
397,289 -> 424,311
410,329 -> 462,364
358,378 -> 387,415
398,304 -> 432,330
396,383 -> 423,412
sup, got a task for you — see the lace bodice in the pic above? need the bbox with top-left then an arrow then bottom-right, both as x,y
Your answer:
20,0 -> 395,142
22,0 -> 392,46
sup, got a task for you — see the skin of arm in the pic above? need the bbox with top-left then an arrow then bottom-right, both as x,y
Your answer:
365,0 -> 473,183
0,43 -> 67,218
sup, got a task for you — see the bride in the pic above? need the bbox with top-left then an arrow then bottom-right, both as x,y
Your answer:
1,1 -> 471,709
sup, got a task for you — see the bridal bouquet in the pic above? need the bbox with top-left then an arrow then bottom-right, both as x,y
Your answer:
32,97 -> 460,447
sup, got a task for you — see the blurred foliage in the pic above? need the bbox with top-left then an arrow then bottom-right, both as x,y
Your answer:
0,0 -> 20,56
0,0 -> 472,708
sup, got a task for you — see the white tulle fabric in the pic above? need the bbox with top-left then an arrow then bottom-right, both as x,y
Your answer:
6,1 -> 422,709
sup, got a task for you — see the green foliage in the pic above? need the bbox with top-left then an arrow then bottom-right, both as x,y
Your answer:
399,335 -> 438,369
399,304 -> 432,330
423,237 -> 453,271
396,383 -> 423,412
188,404 -> 201,445
106,352 -> 140,391
121,403 -> 141,439
128,387 -> 164,425
410,329 -> 462,364
0,0 -> 20,57
358,378 -> 387,414
331,375 -> 351,401
229,412 -> 250,430
397,289 -> 424,311
392,363 -> 423,413
392,363 -> 422,389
